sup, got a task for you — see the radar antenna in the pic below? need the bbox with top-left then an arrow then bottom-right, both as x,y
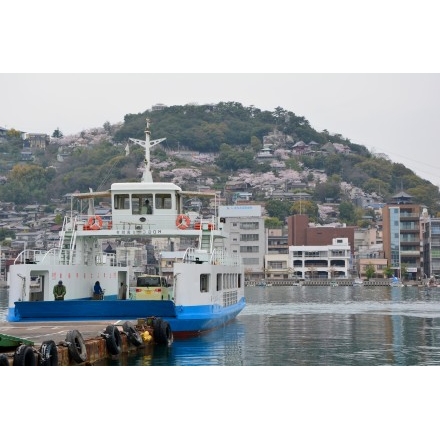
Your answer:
128,118 -> 166,182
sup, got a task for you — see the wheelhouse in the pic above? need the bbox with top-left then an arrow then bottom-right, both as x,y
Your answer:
110,182 -> 183,230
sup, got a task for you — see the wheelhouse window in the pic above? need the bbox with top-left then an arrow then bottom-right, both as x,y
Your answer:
133,194 -> 153,215
155,193 -> 172,210
114,194 -> 130,210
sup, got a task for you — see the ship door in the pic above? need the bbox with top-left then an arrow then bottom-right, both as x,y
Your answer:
118,271 -> 128,300
30,272 -> 46,301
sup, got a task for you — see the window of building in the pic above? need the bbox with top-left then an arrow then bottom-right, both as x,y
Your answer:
305,251 -> 319,257
240,246 -> 259,253
240,222 -> 259,230
242,258 -> 259,265
240,234 -> 259,241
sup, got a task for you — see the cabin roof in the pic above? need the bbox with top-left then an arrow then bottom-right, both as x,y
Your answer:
111,182 -> 182,192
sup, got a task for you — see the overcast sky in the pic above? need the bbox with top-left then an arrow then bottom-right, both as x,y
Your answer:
2,73 -> 439,187
2,2 -> 440,187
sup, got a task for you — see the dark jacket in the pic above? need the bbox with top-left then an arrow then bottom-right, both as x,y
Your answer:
53,284 -> 66,299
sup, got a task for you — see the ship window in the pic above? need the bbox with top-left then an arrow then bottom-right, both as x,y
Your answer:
114,194 -> 130,210
155,193 -> 172,210
133,194 -> 153,214
217,273 -> 222,291
200,274 -> 209,292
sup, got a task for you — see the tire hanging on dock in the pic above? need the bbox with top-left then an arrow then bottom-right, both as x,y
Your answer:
13,344 -> 36,366
39,340 -> 58,366
122,321 -> 143,347
152,318 -> 174,346
66,330 -> 87,363
103,324 -> 122,355
0,353 -> 9,366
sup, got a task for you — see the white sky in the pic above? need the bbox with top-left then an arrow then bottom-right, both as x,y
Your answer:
2,2 -> 440,189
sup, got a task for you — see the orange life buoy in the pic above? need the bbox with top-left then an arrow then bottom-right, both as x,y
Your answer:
176,214 -> 191,230
86,215 -> 103,230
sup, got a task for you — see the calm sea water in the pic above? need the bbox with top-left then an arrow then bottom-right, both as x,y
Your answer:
3,284 -> 440,366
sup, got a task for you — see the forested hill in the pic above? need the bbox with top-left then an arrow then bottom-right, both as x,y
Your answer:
113,101 -> 370,155
111,102 -> 439,215
0,101 -> 439,222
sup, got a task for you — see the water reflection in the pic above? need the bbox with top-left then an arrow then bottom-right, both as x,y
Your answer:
96,320 -> 246,366
4,285 -> 440,365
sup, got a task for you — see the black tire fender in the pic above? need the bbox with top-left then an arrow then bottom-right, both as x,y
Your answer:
66,330 -> 87,363
153,318 -> 174,346
39,340 -> 58,366
13,344 -> 36,366
0,353 -> 9,366
104,324 -> 122,355
122,321 -> 143,347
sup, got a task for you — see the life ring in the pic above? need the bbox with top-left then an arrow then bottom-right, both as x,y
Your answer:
66,329 -> 87,363
103,324 -> 122,355
152,318 -> 174,346
176,214 -> 191,230
13,344 -> 36,366
86,215 -> 103,230
122,321 -> 143,347
39,340 -> 58,366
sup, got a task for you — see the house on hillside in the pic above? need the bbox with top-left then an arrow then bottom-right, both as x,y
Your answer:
291,141 -> 312,156
23,133 -> 50,149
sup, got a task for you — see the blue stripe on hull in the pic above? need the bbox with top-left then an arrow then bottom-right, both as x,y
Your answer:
166,299 -> 246,334
8,298 -> 246,335
10,300 -> 177,322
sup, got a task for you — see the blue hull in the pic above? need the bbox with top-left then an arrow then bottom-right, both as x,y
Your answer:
9,298 -> 246,335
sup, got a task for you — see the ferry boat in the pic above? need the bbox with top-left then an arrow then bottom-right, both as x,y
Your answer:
6,120 -> 246,337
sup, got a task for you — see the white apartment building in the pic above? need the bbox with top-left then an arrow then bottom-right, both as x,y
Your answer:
218,205 -> 265,281
289,237 -> 351,279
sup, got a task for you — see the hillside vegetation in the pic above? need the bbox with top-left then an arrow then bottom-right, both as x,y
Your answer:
0,101 -> 439,224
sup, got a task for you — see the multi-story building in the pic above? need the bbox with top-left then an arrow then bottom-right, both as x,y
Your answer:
23,133 -> 50,149
264,227 -> 290,280
358,257 -> 389,279
289,237 -> 351,279
382,191 -> 422,281
218,205 -> 265,281
421,212 -> 440,279
287,214 -> 355,254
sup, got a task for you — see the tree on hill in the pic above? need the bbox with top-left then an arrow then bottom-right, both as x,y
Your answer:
290,200 -> 319,222
52,128 -> 63,138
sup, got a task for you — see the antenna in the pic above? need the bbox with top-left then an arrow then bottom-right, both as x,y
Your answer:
128,118 -> 166,182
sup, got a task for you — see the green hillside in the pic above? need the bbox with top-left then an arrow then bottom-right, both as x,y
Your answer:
0,101 -> 439,223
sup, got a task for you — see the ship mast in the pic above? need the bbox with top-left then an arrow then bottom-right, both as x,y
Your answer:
128,118 -> 166,182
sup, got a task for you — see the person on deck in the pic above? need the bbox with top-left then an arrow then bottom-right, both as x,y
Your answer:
93,281 -> 104,300
53,280 -> 66,301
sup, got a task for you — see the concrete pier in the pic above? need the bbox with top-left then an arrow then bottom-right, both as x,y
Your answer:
0,320 -> 155,366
